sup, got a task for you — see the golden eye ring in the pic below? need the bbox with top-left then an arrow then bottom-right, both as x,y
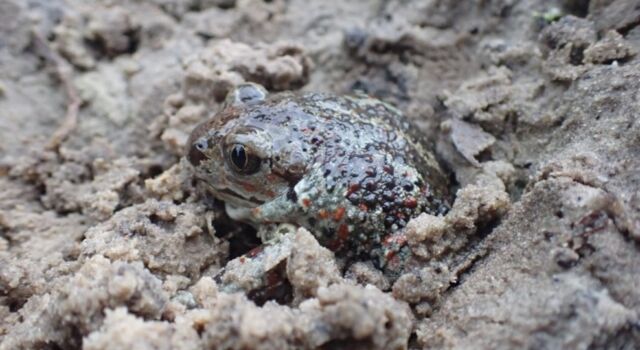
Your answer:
228,144 -> 261,175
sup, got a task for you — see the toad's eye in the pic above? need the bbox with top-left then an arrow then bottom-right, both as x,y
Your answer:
228,144 -> 261,175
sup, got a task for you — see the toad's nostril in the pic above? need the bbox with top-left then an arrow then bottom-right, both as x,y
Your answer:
188,139 -> 208,166
195,139 -> 208,151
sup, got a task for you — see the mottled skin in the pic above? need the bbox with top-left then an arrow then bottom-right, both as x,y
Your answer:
187,83 -> 449,272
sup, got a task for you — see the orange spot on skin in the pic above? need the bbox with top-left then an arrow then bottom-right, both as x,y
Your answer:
240,181 -> 274,198
248,246 -> 264,258
383,232 -> 407,247
346,183 -> 360,196
239,181 -> 257,192
338,224 -> 349,240
384,251 -> 404,268
318,209 -> 329,219
239,257 -> 246,264
358,204 -> 369,212
333,207 -> 346,222
302,198 -> 312,208
383,233 -> 407,265
385,250 -> 396,262
404,197 -> 418,209
327,224 -> 350,251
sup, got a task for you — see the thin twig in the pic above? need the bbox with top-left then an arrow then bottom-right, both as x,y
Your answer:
31,30 -> 81,151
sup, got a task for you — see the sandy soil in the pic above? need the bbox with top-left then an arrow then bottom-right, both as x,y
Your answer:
1,0 -> 639,349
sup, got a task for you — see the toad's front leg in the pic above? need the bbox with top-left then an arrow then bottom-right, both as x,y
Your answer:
214,224 -> 297,305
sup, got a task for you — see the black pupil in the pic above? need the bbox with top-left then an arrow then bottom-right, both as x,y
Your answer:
231,144 -> 247,169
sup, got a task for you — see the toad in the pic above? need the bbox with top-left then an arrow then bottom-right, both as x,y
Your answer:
187,83 -> 449,277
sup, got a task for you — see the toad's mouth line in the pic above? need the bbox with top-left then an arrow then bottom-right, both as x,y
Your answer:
219,188 -> 265,205
195,176 -> 266,207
